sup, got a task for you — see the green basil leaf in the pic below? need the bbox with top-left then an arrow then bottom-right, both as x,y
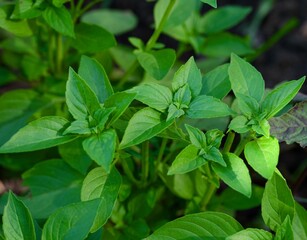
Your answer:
228,53 -> 264,102
0,116 -> 76,153
212,153 -> 251,197
72,23 -> 116,53
187,95 -> 231,119
147,211 -> 243,239
3,192 -> 36,240
83,129 -> 117,173
128,83 -> 172,112
137,48 -> 176,80
22,159 -> 84,219
11,0 -> 41,19
154,0 -> 197,30
119,108 -> 174,149
81,167 -> 121,232
185,124 -> 207,149
220,185 -> 264,211
166,104 -> 185,121
63,120 -> 91,135
52,0 -> 69,7
292,203 -> 307,240
104,92 -> 136,125
203,147 -> 226,167
200,0 -> 217,8
42,199 -> 100,240
0,8 -> 33,37
251,119 -> 270,138
59,139 -> 92,174
201,33 -> 254,58
0,89 -> 49,146
244,137 -> 279,179
81,9 -> 137,35
228,115 -> 250,134
269,101 -> 307,148
66,67 -> 101,120
198,6 -> 251,34
262,171 -> 295,232
201,64 -> 231,99
172,57 -> 202,98
262,77 -> 305,119
226,228 -> 273,240
78,55 -> 114,104
275,216 -> 294,240
42,5 -> 74,38
236,93 -> 260,117
168,144 -> 205,175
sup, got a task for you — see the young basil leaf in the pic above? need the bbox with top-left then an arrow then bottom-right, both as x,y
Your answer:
206,129 -> 224,148
0,116 -> 76,153
52,0 -> 68,7
22,159 -> 84,219
168,144 -> 205,175
147,212 -> 243,239
228,53 -> 264,102
244,137 -> 279,179
91,107 -> 115,132
119,108 -> 174,149
185,124 -> 207,149
236,93 -> 260,118
201,64 -> 231,99
72,23 -> 116,53
269,101 -> 307,148
81,167 -> 121,232
275,216 -> 294,240
136,48 -> 176,80
66,67 -> 102,120
78,55 -> 114,104
262,171 -> 295,232
228,115 -> 250,134
128,83 -> 172,112
42,199 -> 100,240
198,6 -> 251,35
104,92 -> 136,126
262,77 -> 305,119
201,33 -> 254,58
203,147 -> 226,167
172,57 -> 202,98
292,203 -> 307,240
63,120 -> 91,135
212,153 -> 251,197
42,5 -> 74,38
173,84 -> 192,108
166,103 -> 185,121
251,119 -> 270,138
3,192 -> 36,240
82,129 -> 117,173
200,0 -> 217,8
187,95 -> 231,119
226,228 -> 273,240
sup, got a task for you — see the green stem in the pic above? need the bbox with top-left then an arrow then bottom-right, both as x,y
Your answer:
78,0 -> 102,18
145,0 -> 176,51
234,134 -> 252,156
121,158 -> 142,186
222,131 -> 235,153
48,33 -> 56,73
247,18 -> 298,62
141,141 -> 150,187
200,164 -> 217,211
157,138 -> 168,165
116,60 -> 139,89
56,34 -> 63,75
